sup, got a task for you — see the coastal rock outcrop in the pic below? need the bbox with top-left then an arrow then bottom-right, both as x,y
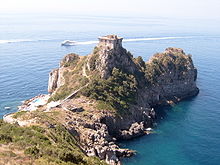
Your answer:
48,66 -> 68,93
48,69 -> 59,93
141,47 -> 199,106
89,35 -> 142,79
5,35 -> 199,165
45,35 -> 199,164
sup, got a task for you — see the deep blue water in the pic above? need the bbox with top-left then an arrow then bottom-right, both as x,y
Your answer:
0,14 -> 220,165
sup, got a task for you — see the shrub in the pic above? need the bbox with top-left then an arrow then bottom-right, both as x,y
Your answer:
48,85 -> 73,102
135,56 -> 146,69
145,52 -> 190,84
81,68 -> 138,113
0,120 -> 106,165
0,151 -> 17,157
0,134 -> 12,143
13,111 -> 27,119
24,146 -> 40,156
93,46 -> 100,55
89,49 -> 100,71
60,53 -> 80,68
96,100 -> 115,111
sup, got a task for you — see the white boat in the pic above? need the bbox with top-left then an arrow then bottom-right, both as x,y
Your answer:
145,128 -> 153,131
61,40 -> 77,46
4,107 -> 11,110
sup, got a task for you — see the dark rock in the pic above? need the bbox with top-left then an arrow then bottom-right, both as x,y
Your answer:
46,35 -> 199,165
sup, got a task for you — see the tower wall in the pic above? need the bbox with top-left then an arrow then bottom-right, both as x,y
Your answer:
98,35 -> 123,50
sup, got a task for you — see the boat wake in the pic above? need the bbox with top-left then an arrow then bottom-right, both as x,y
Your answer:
0,36 -> 193,45
0,39 -> 52,44
75,41 -> 99,45
61,40 -> 98,46
123,36 -> 192,42
61,36 -> 193,46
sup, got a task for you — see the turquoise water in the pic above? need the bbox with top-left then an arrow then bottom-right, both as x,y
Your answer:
0,14 -> 220,164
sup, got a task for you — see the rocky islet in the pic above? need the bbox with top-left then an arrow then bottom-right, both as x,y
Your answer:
3,35 -> 199,165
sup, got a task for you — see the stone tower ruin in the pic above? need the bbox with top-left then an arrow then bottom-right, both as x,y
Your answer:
98,35 -> 123,50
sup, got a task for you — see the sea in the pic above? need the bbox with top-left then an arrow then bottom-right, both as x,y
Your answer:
0,13 -> 220,165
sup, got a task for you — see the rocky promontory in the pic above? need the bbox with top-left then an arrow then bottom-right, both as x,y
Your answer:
3,35 -> 199,165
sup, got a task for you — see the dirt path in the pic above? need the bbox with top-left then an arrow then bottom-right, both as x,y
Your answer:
63,64 -> 90,102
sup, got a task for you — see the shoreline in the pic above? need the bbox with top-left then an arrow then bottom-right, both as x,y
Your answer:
3,36 -> 199,165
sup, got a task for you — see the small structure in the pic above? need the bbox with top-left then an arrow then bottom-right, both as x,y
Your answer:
98,35 -> 123,50
18,94 -> 50,111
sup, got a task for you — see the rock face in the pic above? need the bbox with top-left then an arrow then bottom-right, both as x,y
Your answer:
45,35 -> 199,164
48,69 -> 59,93
92,35 -> 141,79
59,53 -> 80,67
48,68 -> 66,93
140,47 -> 199,106
62,102 -> 145,165
48,53 -> 80,94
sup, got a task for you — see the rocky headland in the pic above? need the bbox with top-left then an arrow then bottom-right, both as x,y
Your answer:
2,35 -> 199,165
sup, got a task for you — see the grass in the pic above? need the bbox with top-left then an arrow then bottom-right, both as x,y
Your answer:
48,85 -> 73,102
0,119 -> 106,165
145,50 -> 192,84
89,49 -> 100,71
48,75 -> 89,102
48,56 -> 90,102
13,111 -> 27,119
96,100 -> 115,111
13,110 -> 61,125
60,53 -> 80,68
0,151 -> 17,157
81,68 -> 138,114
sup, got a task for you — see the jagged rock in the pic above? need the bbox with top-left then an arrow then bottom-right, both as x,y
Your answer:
38,35 -> 199,165
116,148 -> 135,157
66,105 -> 84,112
48,69 -> 59,93
105,150 -> 119,165
59,53 -> 80,67
48,67 -> 66,94
95,35 -> 141,79
120,122 -> 145,140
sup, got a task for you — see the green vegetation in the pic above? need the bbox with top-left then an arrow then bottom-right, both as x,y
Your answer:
0,134 -> 12,143
60,53 -> 80,68
0,119 -> 106,165
96,100 -> 115,111
48,84 -> 73,102
93,46 -> 100,55
81,68 -> 138,113
89,46 -> 100,71
13,110 -> 27,119
49,64 -> 90,103
145,52 -> 191,84
0,151 -> 17,157
134,56 -> 146,70
127,51 -> 133,58
71,56 -> 87,74
48,56 -> 89,102
14,110 -> 60,124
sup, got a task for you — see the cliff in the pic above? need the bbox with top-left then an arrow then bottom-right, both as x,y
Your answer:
3,35 -> 199,165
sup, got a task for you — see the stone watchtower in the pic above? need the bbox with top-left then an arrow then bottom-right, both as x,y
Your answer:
98,35 -> 123,51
